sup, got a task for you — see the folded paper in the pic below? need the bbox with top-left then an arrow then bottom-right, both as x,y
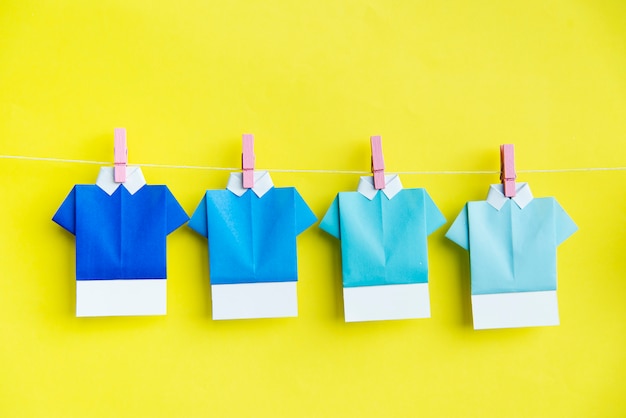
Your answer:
445,182 -> 577,329
188,171 -> 316,319
52,166 -> 189,317
320,175 -> 446,322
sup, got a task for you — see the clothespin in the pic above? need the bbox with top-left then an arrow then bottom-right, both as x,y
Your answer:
242,133 -> 255,188
371,135 -> 385,190
500,144 -> 516,197
114,128 -> 127,183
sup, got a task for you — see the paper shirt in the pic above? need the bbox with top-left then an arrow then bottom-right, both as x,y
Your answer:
52,166 -> 188,317
446,183 -> 577,294
188,171 -> 317,285
319,175 -> 446,288
445,182 -> 577,329
319,175 -> 446,322
53,167 -> 189,280
188,171 -> 316,320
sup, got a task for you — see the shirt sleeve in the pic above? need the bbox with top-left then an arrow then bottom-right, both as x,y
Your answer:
52,186 -> 77,235
445,203 -> 469,250
554,199 -> 577,246
423,190 -> 446,235
165,188 -> 189,234
294,189 -> 317,235
188,193 -> 209,238
319,195 -> 340,239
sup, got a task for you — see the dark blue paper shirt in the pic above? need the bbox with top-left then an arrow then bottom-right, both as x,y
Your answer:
53,174 -> 188,280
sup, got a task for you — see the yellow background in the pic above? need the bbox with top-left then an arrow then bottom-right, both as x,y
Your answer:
1,1 -> 625,417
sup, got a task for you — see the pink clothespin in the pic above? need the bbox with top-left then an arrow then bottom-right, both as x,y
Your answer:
242,134 -> 255,188
371,135 -> 385,190
500,144 -> 516,197
114,128 -> 127,183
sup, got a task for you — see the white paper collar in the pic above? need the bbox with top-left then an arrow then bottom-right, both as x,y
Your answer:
96,166 -> 147,196
486,182 -> 534,210
357,174 -> 403,200
226,170 -> 274,198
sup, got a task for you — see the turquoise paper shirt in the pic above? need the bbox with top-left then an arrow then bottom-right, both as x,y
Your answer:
445,183 -> 577,295
320,176 -> 446,288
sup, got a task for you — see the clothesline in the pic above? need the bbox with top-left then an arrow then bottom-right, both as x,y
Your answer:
1,154 -> 626,175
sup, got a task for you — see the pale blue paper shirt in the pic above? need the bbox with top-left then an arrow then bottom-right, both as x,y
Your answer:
445,183 -> 577,295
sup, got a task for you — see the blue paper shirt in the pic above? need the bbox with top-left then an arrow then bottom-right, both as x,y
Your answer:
319,178 -> 446,288
53,171 -> 189,280
445,183 -> 577,295
188,177 -> 317,285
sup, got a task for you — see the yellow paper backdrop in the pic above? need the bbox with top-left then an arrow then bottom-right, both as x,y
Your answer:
1,1 -> 625,417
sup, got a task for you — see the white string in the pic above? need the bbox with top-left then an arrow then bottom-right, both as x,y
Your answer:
1,154 -> 625,175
